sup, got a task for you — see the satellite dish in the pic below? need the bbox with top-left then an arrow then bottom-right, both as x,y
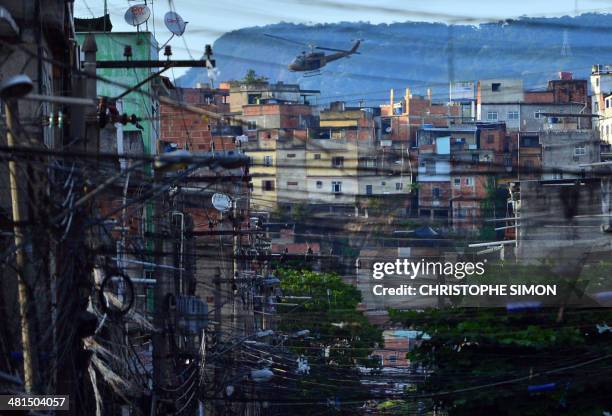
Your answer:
212,193 -> 232,212
164,11 -> 187,36
124,4 -> 151,27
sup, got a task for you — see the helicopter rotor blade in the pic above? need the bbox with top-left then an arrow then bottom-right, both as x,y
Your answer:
315,46 -> 353,53
264,33 -> 309,47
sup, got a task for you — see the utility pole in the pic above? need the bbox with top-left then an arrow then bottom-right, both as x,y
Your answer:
213,266 -> 222,415
57,32 -> 98,415
152,170 -> 173,410
4,100 -> 37,393
233,200 -> 240,336
214,267 -> 222,348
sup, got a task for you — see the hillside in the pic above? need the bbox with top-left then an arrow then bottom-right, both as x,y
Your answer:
177,14 -> 612,105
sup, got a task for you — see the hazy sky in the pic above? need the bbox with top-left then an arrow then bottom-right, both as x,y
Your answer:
76,0 -> 612,76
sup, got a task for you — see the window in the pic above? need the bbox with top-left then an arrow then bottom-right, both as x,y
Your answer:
331,130 -> 346,140
365,159 -> 376,168
574,145 -> 586,156
432,188 -> 441,198
287,181 -> 298,186
455,208 -> 468,218
504,156 -> 512,167
534,110 -> 545,119
465,177 -> 474,186
594,102 -> 599,113
247,94 -> 261,104
366,185 -> 373,195
486,111 -> 498,121
596,78 -> 600,87
381,181 -> 386,186
395,182 -> 403,190
524,160 -> 534,172
287,153 -> 296,158
453,177 -> 461,187
520,136 -> 539,147
607,100 -> 610,109
332,156 -> 344,168
388,355 -> 397,363
316,181 -> 323,189
487,134 -> 494,144
247,121 -> 257,130
492,83 -> 501,92
332,181 -> 342,193
314,154 -> 321,160
425,161 -> 436,174
263,155 -> 273,166
508,111 -> 519,120
471,154 -> 479,164
262,180 -> 275,191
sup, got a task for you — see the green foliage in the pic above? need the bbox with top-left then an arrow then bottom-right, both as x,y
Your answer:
399,219 -> 419,228
366,197 -> 383,211
388,307 -> 612,415
273,269 -> 383,413
290,203 -> 311,223
277,268 -> 382,366
241,68 -> 268,84
479,177 -> 508,237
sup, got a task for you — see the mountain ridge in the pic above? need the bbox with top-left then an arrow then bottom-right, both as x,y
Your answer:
177,14 -> 612,104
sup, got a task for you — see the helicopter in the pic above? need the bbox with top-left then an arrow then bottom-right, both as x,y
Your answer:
264,34 -> 361,76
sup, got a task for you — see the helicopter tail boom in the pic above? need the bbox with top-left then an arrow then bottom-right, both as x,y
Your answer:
324,40 -> 361,64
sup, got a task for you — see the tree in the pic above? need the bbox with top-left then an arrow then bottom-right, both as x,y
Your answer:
479,177 -> 508,240
290,203 -> 311,223
277,269 -> 381,366
388,307 -> 612,415
241,69 -> 268,84
273,269 -> 383,414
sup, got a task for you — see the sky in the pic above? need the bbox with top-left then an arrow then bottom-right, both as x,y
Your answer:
76,0 -> 612,77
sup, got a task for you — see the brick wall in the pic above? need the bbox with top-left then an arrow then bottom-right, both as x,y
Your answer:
479,124 -> 507,154
524,91 -> 554,103
451,174 -> 489,201
381,97 -> 460,144
548,79 -> 588,104
418,181 -> 451,210
160,87 -> 235,152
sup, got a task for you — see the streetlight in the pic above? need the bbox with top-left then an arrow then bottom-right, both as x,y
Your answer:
1,74 -> 35,393
0,74 -> 33,100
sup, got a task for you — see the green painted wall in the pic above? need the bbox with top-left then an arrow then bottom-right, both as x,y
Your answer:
76,31 -> 159,156
76,31 -> 160,263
